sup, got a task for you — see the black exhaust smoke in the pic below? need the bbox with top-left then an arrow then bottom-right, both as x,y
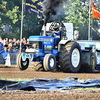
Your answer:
42,0 -> 67,26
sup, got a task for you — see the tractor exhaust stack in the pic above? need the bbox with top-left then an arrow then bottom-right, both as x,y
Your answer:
43,24 -> 46,36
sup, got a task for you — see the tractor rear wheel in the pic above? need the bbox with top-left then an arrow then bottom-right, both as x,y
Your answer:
32,62 -> 44,71
59,42 -> 82,72
17,53 -> 29,70
43,54 -> 56,71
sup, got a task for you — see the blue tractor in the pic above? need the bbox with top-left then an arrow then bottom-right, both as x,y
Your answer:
17,21 -> 100,72
17,22 -> 82,72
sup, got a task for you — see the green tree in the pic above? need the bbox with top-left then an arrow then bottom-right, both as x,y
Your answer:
0,0 -> 22,39
23,12 -> 43,38
64,0 -> 100,40
0,0 -> 43,39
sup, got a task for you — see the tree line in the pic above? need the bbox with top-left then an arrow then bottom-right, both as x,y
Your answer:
0,0 -> 100,40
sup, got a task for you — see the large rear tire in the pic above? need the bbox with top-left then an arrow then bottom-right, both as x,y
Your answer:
59,42 -> 82,72
17,53 -> 29,70
43,54 -> 56,71
32,62 -> 44,71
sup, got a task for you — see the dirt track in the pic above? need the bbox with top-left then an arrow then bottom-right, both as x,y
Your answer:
0,66 -> 100,100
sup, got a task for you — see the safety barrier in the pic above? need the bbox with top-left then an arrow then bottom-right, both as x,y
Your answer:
0,53 -> 18,64
10,53 -> 18,64
0,54 -> 4,64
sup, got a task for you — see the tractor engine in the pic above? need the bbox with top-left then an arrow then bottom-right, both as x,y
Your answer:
26,36 -> 59,61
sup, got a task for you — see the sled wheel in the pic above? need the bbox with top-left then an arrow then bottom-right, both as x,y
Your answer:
43,54 -> 56,71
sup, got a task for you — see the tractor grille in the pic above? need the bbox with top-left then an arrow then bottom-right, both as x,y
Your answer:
29,42 -> 42,49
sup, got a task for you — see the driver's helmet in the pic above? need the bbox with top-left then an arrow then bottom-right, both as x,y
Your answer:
53,24 -> 59,31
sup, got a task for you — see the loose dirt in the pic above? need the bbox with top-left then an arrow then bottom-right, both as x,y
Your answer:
0,66 -> 100,100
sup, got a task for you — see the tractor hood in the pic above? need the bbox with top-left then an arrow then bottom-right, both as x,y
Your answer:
29,36 -> 54,43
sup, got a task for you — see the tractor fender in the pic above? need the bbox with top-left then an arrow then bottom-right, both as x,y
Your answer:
58,40 -> 72,52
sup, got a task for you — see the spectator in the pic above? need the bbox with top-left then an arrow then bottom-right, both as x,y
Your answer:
0,38 -> 4,51
27,38 -> 29,42
23,40 -> 26,45
2,45 -> 10,63
3,38 -> 8,46
16,39 -> 20,49
3,38 -> 6,45
8,39 -> 13,53
26,38 -> 30,49
12,38 -> 17,46
23,37 -> 26,41
0,37 -> 31,53
12,45 -> 16,54
21,39 -> 26,52
5,38 -> 8,45
5,41 -> 8,46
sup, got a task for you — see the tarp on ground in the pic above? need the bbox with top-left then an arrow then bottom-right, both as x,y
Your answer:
0,78 -> 100,91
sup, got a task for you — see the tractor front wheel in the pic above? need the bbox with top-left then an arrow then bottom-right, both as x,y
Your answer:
17,53 -> 29,70
43,54 -> 56,71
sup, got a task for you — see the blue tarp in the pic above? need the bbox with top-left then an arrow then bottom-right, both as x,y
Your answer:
0,78 -> 100,91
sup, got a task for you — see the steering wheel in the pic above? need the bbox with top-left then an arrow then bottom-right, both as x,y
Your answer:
52,33 -> 57,37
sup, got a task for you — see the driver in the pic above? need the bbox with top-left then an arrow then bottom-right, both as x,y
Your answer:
52,31 -> 61,37
51,24 -> 61,38
51,25 -> 62,48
